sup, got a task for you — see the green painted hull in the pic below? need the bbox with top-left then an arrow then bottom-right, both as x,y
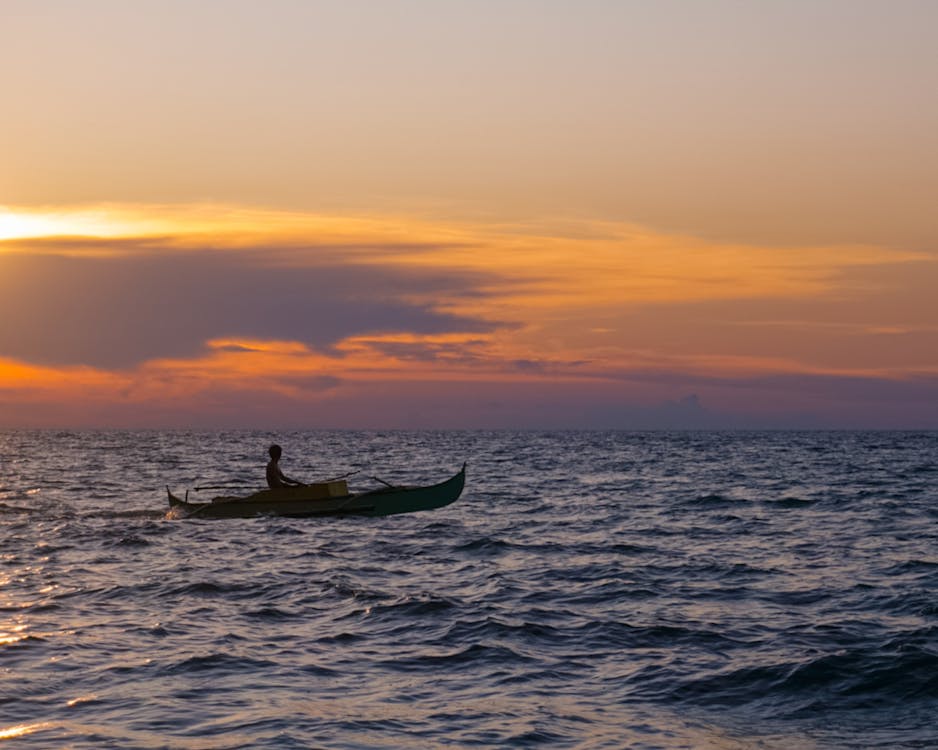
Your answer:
166,464 -> 465,520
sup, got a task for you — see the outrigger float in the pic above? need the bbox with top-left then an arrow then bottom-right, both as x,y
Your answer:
166,464 -> 466,520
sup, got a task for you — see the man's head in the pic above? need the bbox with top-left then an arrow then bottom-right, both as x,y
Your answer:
268,444 -> 282,460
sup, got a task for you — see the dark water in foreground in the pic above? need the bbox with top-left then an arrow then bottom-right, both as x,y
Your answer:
1,430 -> 936,749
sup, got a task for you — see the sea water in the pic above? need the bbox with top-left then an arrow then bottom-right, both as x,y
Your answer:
1,430 -> 936,748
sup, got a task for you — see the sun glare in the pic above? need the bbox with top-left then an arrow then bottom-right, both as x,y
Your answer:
0,211 -> 57,241
0,206 -> 186,242
0,204 -> 459,248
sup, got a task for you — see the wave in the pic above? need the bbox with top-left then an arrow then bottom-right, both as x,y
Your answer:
89,509 -> 166,520
653,635 -> 938,716
161,652 -> 279,676
682,493 -> 750,508
454,536 -> 515,553
0,502 -> 37,514
764,496 -> 816,508
365,593 -> 462,620
379,642 -> 533,673
109,534 -> 151,547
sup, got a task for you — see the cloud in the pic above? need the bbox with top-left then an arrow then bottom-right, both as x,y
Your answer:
512,359 -> 544,372
337,333 -> 494,366
0,244 -> 499,368
2,206 -> 936,429
212,343 -> 263,353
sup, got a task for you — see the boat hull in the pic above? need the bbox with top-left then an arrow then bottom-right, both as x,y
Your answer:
167,465 -> 465,520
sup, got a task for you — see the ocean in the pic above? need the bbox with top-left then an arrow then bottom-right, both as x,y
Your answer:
1,430 -> 936,749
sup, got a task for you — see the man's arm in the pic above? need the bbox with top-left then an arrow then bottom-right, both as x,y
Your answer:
279,469 -> 305,487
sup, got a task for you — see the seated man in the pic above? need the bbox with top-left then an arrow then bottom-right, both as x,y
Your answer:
266,444 -> 305,488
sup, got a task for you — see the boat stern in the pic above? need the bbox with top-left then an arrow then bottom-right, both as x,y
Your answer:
166,487 -> 189,507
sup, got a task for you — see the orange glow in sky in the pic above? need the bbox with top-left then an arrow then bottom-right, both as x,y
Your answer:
1,202 -> 936,428
1,2 -> 937,428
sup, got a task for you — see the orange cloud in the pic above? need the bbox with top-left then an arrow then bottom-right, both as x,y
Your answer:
0,358 -> 122,392
359,219 -> 925,312
1,203 -> 936,427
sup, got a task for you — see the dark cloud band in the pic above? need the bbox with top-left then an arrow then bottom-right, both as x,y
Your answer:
0,242 -> 498,368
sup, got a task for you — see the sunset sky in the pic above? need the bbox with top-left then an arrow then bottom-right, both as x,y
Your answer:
2,0 -> 937,428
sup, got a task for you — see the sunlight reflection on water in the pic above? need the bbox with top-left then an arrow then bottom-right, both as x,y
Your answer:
0,722 -> 54,741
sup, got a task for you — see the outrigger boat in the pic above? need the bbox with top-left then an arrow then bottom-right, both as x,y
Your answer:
166,464 -> 466,520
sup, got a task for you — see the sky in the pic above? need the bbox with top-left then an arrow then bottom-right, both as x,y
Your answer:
1,0 -> 937,429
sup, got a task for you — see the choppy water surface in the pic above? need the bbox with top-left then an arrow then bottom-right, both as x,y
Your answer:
1,430 -> 936,748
